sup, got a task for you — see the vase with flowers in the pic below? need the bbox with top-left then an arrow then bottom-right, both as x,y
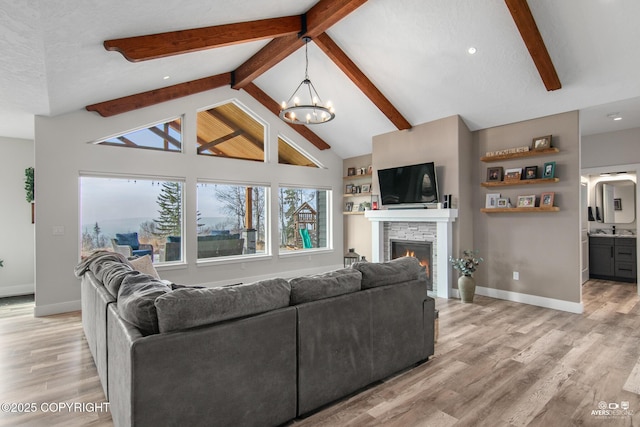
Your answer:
449,250 -> 484,303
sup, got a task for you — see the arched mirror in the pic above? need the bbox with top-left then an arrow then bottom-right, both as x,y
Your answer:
595,179 -> 636,223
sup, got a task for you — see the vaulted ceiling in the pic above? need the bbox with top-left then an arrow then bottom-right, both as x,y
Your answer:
2,0 -> 640,158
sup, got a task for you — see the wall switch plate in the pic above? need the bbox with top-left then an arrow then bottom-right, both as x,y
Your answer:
513,271 -> 519,280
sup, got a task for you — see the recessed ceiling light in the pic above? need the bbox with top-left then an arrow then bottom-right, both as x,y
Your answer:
163,75 -> 170,80
467,47 -> 477,55
606,112 -> 622,121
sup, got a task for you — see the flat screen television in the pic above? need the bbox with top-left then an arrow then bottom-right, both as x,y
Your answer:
377,162 -> 439,206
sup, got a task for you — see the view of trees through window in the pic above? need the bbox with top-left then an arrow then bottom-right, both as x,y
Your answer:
279,187 -> 329,251
80,177 -> 183,262
197,182 -> 268,259
97,118 -> 182,152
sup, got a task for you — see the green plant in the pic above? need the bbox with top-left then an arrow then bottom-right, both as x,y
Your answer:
25,167 -> 34,203
449,250 -> 483,276
0,259 -> 4,268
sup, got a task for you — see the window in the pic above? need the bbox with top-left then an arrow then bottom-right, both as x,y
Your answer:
196,182 -> 268,259
80,176 -> 183,263
197,102 -> 265,162
279,187 -> 330,252
278,136 -> 320,168
97,118 -> 182,152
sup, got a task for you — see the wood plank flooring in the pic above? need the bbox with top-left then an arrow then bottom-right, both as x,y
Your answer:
1,280 -> 640,426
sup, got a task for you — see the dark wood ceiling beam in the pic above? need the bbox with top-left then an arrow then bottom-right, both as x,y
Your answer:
104,16 -> 302,62
504,0 -> 561,91
313,32 -> 411,130
243,83 -> 331,150
196,135 -> 225,155
116,136 -> 137,147
198,130 -> 244,154
233,0 -> 369,89
86,73 -> 231,117
147,125 -> 182,149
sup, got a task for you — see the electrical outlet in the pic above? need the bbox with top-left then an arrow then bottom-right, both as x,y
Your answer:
513,271 -> 519,280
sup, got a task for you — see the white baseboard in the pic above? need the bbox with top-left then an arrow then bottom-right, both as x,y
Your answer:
452,286 -> 583,314
0,283 -> 34,298
34,300 -> 81,317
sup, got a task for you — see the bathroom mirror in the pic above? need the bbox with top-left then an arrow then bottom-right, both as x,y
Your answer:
595,179 -> 636,223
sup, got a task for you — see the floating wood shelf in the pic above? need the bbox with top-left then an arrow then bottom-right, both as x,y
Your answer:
480,207 -> 560,213
343,192 -> 372,197
343,172 -> 372,179
343,211 -> 365,215
481,177 -> 559,187
480,147 -> 559,163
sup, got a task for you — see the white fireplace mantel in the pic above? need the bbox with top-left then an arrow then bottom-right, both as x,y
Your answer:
365,209 -> 458,298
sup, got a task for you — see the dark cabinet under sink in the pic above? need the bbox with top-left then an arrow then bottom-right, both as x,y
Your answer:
589,236 -> 636,282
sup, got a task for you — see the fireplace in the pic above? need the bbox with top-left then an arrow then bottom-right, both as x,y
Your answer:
391,239 -> 433,291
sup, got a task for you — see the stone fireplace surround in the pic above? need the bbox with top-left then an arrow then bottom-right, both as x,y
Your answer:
365,209 -> 458,298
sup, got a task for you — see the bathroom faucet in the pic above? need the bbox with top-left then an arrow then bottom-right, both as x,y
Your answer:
612,225 -> 616,235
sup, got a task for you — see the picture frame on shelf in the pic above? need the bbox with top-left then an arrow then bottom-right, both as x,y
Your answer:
497,198 -> 510,208
487,166 -> 503,182
347,167 -> 356,176
540,192 -> 555,207
367,165 -> 373,174
361,184 -> 371,193
504,167 -> 522,182
542,161 -> 556,178
345,201 -> 354,212
517,194 -> 536,208
485,193 -> 500,208
345,184 -> 354,194
532,135 -> 552,150
524,165 -> 538,180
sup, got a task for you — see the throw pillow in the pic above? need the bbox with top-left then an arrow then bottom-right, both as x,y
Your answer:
128,255 -> 160,279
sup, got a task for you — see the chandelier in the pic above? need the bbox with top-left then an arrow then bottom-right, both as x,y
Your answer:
280,36 -> 335,125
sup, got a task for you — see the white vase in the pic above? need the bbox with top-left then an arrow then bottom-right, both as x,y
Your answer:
458,275 -> 476,303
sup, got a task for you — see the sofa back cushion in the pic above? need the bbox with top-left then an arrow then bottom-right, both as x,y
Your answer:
117,272 -> 171,335
154,278 -> 291,333
352,256 -> 424,289
289,268 -> 362,305
115,232 -> 140,250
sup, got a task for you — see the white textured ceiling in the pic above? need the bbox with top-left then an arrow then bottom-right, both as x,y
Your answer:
1,0 -> 640,158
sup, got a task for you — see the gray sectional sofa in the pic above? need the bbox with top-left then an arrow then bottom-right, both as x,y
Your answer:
75,252 -> 435,427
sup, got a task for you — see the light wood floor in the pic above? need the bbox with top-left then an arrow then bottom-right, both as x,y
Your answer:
2,280 -> 640,426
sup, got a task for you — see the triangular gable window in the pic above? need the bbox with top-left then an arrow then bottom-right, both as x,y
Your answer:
278,136 -> 320,168
97,118 -> 182,152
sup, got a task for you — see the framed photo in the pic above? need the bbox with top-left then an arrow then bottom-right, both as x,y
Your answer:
347,167 -> 356,176
487,166 -> 503,182
504,167 -> 522,182
524,165 -> 538,180
361,184 -> 371,193
532,135 -> 552,150
497,198 -> 510,208
485,193 -> 500,208
344,201 -> 354,212
542,161 -> 556,178
540,192 -> 555,207
614,198 -> 622,210
517,194 -> 536,208
367,165 -> 373,174
345,184 -> 353,194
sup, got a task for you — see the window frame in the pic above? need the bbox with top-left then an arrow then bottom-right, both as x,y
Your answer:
92,116 -> 184,153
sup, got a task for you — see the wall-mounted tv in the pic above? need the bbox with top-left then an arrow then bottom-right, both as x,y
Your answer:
377,162 -> 439,206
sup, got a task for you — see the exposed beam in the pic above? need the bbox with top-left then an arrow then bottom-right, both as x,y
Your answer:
86,73 -> 231,117
147,125 -> 182,149
504,0 -> 561,91
104,16 -> 302,62
205,109 -> 264,150
198,130 -> 244,154
314,32 -> 411,130
242,83 -> 331,151
233,0 -> 368,89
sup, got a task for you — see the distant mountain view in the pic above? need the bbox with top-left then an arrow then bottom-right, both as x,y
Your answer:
82,216 -> 231,239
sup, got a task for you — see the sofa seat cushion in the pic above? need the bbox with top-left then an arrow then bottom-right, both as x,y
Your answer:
154,278 -> 291,333
117,272 -> 171,335
353,256 -> 424,289
289,269 -> 362,305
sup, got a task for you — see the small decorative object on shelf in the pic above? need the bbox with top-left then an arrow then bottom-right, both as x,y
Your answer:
449,250 -> 484,303
497,198 -> 510,208
543,161 -> 556,178
347,167 -> 356,176
517,195 -> 536,208
504,168 -> 522,182
485,193 -> 500,208
344,248 -> 360,267
532,135 -> 552,151
540,192 -> 555,207
358,201 -> 371,211
344,201 -> 354,212
524,166 -> 538,180
371,194 -> 379,210
487,166 -> 503,182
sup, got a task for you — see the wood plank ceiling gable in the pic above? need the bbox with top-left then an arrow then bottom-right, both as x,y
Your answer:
86,0 -> 414,152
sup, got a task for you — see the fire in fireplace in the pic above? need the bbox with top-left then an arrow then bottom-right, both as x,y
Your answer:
390,239 -> 433,290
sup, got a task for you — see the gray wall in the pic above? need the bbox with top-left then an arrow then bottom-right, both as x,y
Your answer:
0,137 -> 35,296
474,111 -> 581,304
582,127 -> 640,169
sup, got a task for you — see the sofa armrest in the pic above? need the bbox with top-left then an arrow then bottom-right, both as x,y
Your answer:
423,296 -> 435,359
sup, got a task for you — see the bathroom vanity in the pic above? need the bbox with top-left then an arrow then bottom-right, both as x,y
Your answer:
589,235 -> 637,282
